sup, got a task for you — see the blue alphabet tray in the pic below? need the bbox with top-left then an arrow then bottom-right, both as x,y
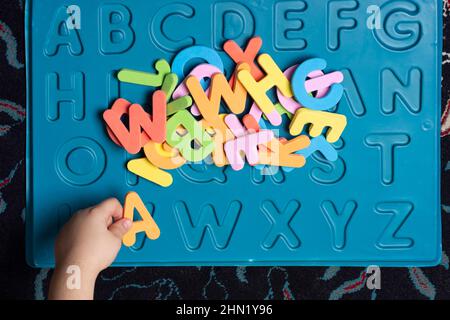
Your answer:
26,0 -> 442,267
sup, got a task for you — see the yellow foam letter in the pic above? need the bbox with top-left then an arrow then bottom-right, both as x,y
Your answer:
186,63 -> 249,123
127,158 -> 173,187
144,141 -> 186,170
201,115 -> 235,167
123,191 -> 160,247
259,136 -> 310,168
289,108 -> 347,143
237,54 -> 292,117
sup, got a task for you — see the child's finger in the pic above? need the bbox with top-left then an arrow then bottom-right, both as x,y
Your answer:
109,219 -> 132,239
91,198 -> 124,222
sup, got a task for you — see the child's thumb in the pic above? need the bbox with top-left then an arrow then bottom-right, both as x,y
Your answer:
109,219 -> 133,239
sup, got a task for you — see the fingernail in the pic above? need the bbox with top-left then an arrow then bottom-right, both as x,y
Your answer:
122,219 -> 132,229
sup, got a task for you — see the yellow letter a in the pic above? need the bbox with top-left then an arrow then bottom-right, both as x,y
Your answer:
123,192 -> 160,247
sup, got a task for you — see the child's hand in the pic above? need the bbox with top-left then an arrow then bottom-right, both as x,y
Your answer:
49,198 -> 132,300
55,197 -> 132,274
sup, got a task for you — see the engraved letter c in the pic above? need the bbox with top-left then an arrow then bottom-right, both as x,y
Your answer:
150,3 -> 196,53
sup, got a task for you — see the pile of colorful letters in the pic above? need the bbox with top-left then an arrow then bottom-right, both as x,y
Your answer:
103,37 -> 347,188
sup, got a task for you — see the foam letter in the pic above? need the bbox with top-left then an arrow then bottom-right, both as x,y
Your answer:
171,46 -> 224,84
118,59 -> 171,87
166,110 -> 214,162
103,91 -> 167,154
161,73 -> 193,116
186,63 -> 249,122
123,191 -> 161,247
291,58 -> 344,110
201,115 -> 235,167
144,141 -> 186,170
237,54 -> 292,126
297,136 -> 338,161
277,65 -> 331,114
224,37 -> 264,85
289,108 -> 347,143
224,130 -> 274,171
258,135 -> 310,168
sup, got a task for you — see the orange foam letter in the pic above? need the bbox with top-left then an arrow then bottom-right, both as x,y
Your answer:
144,141 -> 186,170
103,91 -> 167,154
123,191 -> 161,247
259,135 -> 310,168
224,37 -> 264,85
237,54 -> 292,125
186,63 -> 249,122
